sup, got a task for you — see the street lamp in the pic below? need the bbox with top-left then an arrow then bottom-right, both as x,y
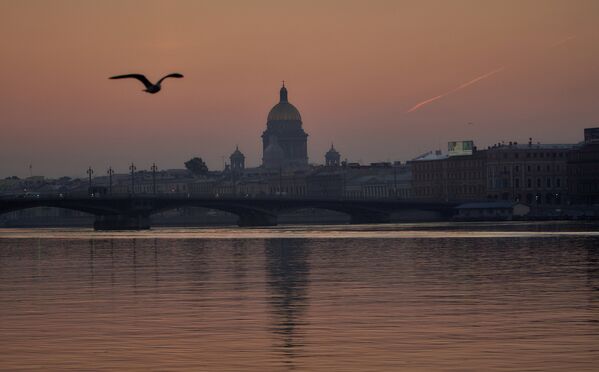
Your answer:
86,166 -> 94,196
107,167 -> 114,194
393,164 -> 398,199
151,162 -> 158,194
129,163 -> 136,194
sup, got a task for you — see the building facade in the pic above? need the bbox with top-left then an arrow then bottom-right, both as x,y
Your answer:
230,146 -> 245,172
486,142 -> 572,206
410,149 -> 487,202
568,127 -> 599,205
325,144 -> 341,167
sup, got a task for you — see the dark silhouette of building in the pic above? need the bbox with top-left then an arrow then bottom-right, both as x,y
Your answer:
229,146 -> 245,171
410,139 -> 577,209
325,143 -> 341,167
486,141 -> 572,206
568,128 -> 599,205
262,84 -> 308,169
262,135 -> 285,169
410,148 -> 487,202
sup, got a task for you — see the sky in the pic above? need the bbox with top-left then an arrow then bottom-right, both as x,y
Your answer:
1,0 -> 598,178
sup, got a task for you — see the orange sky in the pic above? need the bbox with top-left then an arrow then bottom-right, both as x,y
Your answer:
1,0 -> 598,177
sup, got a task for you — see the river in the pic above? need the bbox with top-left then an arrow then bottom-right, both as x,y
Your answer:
1,221 -> 598,371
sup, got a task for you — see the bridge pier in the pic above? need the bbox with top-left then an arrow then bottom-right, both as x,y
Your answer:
237,211 -> 278,227
94,214 -> 150,231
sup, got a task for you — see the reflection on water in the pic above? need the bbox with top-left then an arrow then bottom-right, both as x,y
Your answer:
1,222 -> 599,371
265,239 -> 310,366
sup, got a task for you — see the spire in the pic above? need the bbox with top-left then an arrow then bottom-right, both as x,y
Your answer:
279,81 -> 288,103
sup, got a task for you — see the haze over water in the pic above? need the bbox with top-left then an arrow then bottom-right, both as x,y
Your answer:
1,222 -> 598,371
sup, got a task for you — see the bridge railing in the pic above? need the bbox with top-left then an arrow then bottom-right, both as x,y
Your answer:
0,193 -> 459,207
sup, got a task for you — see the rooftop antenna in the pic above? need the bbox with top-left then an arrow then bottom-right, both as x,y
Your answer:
28,163 -> 32,177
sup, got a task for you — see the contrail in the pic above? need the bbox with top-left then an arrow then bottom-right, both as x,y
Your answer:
407,67 -> 505,113
406,35 -> 576,114
549,35 -> 576,48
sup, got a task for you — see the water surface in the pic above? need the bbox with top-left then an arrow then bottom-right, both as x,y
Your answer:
1,222 -> 598,371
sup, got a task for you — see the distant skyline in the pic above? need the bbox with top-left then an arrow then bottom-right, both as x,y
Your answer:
1,0 -> 598,178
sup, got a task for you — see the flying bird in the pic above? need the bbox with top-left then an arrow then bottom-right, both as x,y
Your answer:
109,73 -> 184,94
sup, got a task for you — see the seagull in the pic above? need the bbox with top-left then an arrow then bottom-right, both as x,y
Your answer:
109,73 -> 183,94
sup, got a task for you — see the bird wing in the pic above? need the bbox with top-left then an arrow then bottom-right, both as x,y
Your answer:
109,74 -> 154,89
157,73 -> 184,85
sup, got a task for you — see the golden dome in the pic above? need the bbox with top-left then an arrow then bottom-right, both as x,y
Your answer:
267,85 -> 302,122
267,102 -> 302,122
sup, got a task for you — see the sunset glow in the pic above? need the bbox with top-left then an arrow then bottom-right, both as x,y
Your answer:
1,1 -> 598,177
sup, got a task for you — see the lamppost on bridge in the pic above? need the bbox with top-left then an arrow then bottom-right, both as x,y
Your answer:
107,167 -> 114,194
129,163 -> 136,194
86,166 -> 94,196
393,164 -> 398,200
151,162 -> 158,194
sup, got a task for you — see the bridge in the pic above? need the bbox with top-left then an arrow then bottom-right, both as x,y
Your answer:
0,195 -> 458,230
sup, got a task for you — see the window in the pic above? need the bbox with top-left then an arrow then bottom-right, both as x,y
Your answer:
515,178 -> 520,188
527,179 -> 532,188
546,178 -> 551,188
537,178 -> 541,188
556,178 -> 561,188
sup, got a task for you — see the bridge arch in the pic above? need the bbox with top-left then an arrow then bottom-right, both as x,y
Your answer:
148,200 -> 279,227
0,201 -> 119,217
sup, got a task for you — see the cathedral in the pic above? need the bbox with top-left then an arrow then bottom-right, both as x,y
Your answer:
262,84 -> 309,169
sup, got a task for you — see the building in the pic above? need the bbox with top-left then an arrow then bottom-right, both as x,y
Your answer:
486,141 -> 573,207
303,162 -> 413,200
568,127 -> 599,205
230,146 -> 245,172
345,172 -> 411,200
110,169 -> 195,194
410,146 -> 487,202
325,144 -> 341,167
262,84 -> 309,169
306,168 -> 344,198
